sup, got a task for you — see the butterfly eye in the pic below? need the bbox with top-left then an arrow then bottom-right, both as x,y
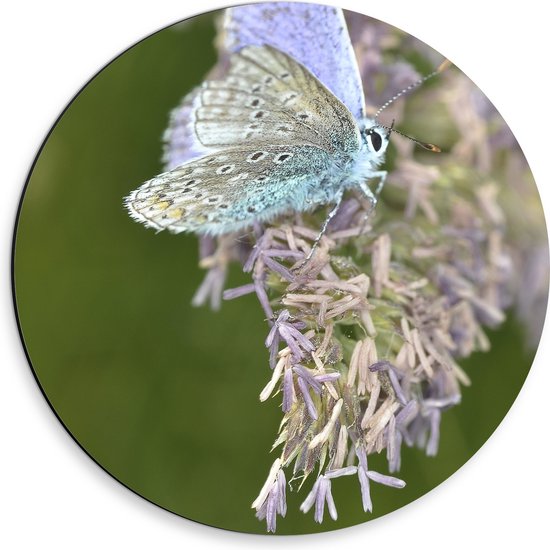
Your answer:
368,130 -> 383,152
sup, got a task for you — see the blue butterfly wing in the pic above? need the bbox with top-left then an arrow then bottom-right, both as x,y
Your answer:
163,3 -> 364,169
223,2 -> 365,119
126,144 -> 335,235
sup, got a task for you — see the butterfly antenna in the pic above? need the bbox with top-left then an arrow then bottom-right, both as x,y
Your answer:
381,124 -> 441,152
387,119 -> 395,138
374,59 -> 452,152
374,59 -> 452,119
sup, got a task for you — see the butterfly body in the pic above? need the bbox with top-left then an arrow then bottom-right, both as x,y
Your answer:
125,45 -> 389,236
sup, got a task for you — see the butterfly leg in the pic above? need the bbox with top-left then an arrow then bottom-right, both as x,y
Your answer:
303,189 -> 344,263
359,170 -> 387,226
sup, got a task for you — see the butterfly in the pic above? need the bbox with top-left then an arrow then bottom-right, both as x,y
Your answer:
124,4 -> 441,255
125,44 -> 389,243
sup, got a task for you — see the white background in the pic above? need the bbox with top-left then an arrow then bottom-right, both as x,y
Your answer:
2,1 -> 548,548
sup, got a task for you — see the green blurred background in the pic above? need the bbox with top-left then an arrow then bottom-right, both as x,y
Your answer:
13,11 -> 537,535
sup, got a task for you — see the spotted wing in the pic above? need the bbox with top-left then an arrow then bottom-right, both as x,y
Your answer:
162,86 -> 211,169
125,145 -> 334,235
194,45 -> 361,157
223,3 -> 366,120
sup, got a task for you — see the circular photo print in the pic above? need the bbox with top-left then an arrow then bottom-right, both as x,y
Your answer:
13,1 -> 548,535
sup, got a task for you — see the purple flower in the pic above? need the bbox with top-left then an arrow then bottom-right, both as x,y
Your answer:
296,374 -> 319,420
384,400 -> 419,472
243,231 -> 300,274
191,236 -> 227,310
282,367 -> 296,413
327,198 -> 362,232
408,394 -> 460,456
300,467 -> 357,523
265,310 -> 313,368
222,283 -> 255,300
252,459 -> 287,533
300,476 -> 337,523
181,0 -> 545,534
262,255 -> 297,283
253,274 -> 274,320
369,361 -> 408,405
356,446 -> 406,512
191,266 -> 226,311
293,366 -> 341,420
300,466 -> 357,523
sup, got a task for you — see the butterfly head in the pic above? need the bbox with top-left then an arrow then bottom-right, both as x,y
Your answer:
362,58 -> 452,155
360,120 -> 391,161
362,116 -> 441,155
